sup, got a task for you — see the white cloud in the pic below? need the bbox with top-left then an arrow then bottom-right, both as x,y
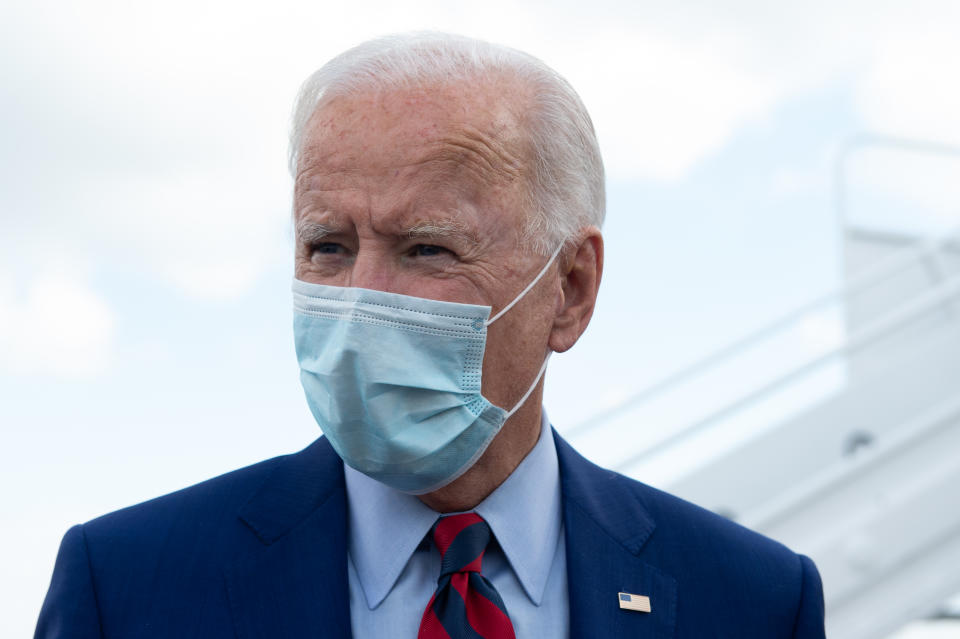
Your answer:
856,5 -> 960,145
549,0 -> 960,182
562,29 -> 782,181
0,268 -> 115,379
73,171 -> 291,301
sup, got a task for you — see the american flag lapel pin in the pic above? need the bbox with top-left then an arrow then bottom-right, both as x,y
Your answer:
618,592 -> 652,613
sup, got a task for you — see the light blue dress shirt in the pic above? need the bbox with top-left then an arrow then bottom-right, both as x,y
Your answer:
344,409 -> 569,638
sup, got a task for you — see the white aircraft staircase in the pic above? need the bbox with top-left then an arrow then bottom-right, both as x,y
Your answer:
566,140 -> 960,638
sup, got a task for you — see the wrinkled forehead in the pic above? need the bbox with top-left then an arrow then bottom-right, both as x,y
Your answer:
296,77 -> 536,192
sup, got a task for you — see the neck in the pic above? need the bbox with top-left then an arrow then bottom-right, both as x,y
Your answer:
418,396 -> 543,512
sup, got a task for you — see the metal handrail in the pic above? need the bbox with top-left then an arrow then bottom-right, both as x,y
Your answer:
613,272 -> 960,471
565,225 -> 960,438
740,393 -> 960,531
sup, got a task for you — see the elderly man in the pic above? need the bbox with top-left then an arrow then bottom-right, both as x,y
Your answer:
36,34 -> 825,638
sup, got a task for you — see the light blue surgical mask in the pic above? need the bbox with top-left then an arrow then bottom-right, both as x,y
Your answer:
292,245 -> 561,494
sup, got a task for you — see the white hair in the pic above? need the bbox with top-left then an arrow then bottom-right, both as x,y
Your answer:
288,32 -> 605,253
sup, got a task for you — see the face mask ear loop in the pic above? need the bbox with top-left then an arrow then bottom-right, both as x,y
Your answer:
485,243 -> 564,327
504,352 -> 553,420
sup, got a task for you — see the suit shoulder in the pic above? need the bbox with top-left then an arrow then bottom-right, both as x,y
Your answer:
613,470 -> 822,633
556,432 -> 798,564
626,474 -> 795,558
41,437 -> 344,636
555,432 -> 824,634
620,470 -> 818,609
81,439 -> 320,543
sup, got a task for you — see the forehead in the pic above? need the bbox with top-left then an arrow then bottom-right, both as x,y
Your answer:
296,78 -> 533,199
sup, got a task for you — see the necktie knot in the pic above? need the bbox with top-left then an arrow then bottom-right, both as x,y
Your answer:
432,512 -> 490,579
419,512 -> 516,639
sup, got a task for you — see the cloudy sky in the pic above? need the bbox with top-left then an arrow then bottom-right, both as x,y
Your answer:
2,0 -> 959,634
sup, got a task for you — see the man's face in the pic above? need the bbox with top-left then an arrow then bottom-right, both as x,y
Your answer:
293,79 -> 559,412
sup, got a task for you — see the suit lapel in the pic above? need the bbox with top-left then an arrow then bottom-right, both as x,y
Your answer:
225,438 -> 352,639
555,431 -> 678,639
221,431 -> 676,638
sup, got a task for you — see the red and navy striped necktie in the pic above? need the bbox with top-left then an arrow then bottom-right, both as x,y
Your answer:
418,513 -> 516,639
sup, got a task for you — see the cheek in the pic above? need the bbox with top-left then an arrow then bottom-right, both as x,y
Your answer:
481,305 -> 552,378
294,251 -> 349,285
293,252 -> 311,279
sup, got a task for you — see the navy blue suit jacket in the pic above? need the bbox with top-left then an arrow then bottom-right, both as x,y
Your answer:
37,431 -> 825,638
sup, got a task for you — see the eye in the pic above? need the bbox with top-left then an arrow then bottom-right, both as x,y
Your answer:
411,244 -> 452,258
312,242 -> 344,255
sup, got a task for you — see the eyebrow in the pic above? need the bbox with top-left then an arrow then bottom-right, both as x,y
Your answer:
295,217 -> 483,248
295,220 -> 339,245
402,220 -> 481,248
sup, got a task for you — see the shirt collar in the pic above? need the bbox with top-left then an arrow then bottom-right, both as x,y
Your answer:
344,408 -> 562,609
475,409 -> 562,605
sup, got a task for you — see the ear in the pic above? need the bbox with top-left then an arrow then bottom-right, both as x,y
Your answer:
549,226 -> 603,353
